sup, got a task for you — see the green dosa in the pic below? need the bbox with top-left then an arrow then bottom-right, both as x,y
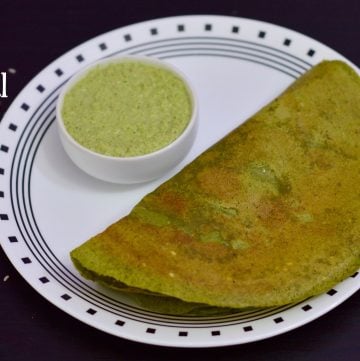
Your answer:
71,60 -> 360,309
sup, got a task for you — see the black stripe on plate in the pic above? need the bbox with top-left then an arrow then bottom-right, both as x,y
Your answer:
9,123 -> 17,131
61,294 -> 72,301
21,103 -> 30,111
36,85 -> 45,93
76,54 -> 85,62
1,145 -> 9,152
21,257 -> 31,264
283,38 -> 291,46
8,236 -> 18,243
55,68 -> 63,77
307,49 -> 315,57
123,39 -> 310,73
105,36 -> 312,68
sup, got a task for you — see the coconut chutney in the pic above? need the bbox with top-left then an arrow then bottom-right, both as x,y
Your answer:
61,60 -> 192,157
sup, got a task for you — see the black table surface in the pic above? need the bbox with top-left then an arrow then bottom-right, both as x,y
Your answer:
1,1 -> 359,360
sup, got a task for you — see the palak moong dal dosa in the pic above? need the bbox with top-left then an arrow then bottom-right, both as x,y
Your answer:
71,60 -> 360,312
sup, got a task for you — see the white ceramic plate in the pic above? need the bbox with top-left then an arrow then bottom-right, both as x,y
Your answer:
0,15 -> 359,348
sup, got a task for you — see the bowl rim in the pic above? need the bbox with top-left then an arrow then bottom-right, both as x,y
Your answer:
56,54 -> 198,162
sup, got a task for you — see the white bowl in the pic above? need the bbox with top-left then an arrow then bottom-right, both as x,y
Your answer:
56,55 -> 198,184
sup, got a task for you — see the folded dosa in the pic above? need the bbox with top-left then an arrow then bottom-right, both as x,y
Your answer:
71,60 -> 360,309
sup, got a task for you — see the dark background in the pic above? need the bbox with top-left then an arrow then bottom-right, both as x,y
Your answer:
1,0 -> 359,360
